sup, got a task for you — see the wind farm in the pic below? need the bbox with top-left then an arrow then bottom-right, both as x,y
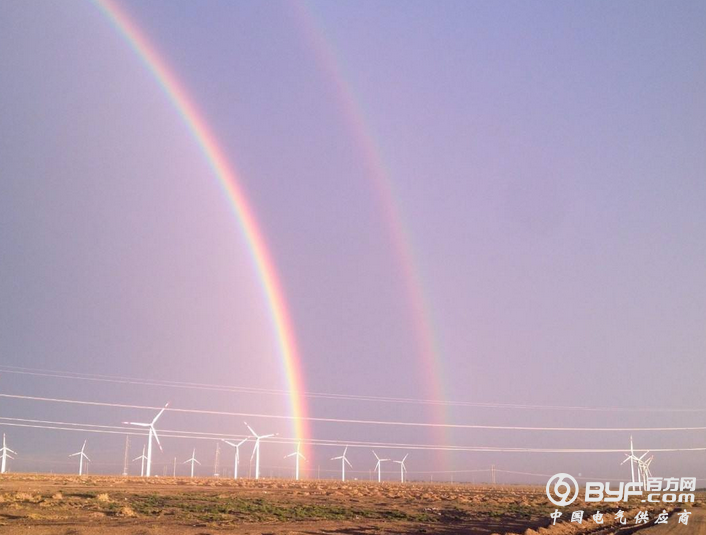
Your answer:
1,0 -> 705,533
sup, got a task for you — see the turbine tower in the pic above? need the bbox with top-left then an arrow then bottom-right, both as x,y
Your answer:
393,454 -> 408,482
133,445 -> 148,477
630,436 -> 636,483
122,435 -> 130,477
183,448 -> 200,478
331,446 -> 352,481
0,434 -> 17,474
245,422 -> 275,480
213,442 -> 221,478
285,442 -> 306,481
222,438 -> 248,480
123,402 -> 169,477
372,451 -> 389,483
70,440 -> 90,476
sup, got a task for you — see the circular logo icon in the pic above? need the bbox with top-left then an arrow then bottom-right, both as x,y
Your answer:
546,473 -> 579,506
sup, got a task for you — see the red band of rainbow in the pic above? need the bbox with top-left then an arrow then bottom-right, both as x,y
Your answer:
94,0 -> 310,459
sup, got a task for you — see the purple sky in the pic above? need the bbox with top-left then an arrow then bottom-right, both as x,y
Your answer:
0,0 -> 705,481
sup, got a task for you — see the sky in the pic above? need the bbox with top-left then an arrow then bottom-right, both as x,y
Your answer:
0,0 -> 705,482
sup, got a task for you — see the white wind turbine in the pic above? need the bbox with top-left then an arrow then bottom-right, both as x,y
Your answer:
133,445 -> 148,477
0,434 -> 17,474
245,422 -> 275,480
372,451 -> 389,483
222,438 -> 248,480
393,454 -> 408,482
640,455 -> 654,482
285,442 -> 306,481
331,446 -> 352,481
70,440 -> 90,476
622,450 -> 650,484
183,448 -> 200,478
124,402 -> 169,477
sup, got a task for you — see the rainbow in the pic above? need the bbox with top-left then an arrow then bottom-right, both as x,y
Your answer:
292,4 -> 449,460
93,0 -> 310,457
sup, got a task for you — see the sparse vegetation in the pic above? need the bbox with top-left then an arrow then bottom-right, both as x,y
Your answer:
0,473 -> 701,534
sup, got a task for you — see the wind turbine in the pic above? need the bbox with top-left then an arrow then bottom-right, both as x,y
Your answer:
0,434 -> 17,474
640,455 -> 654,482
622,450 -> 649,484
372,451 -> 389,483
133,445 -> 148,477
183,448 -> 200,478
331,446 -> 352,481
245,422 -> 275,480
393,454 -> 408,483
285,442 -> 306,481
70,440 -> 90,476
123,402 -> 169,477
222,438 -> 248,480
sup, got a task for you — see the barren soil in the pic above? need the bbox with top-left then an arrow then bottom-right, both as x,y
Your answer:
0,474 -> 700,535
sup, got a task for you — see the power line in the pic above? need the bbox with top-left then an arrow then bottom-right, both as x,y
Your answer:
3,392 -> 706,432
2,364 -> 703,413
1,417 -> 705,454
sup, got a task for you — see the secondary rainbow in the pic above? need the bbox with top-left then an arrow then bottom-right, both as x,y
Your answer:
292,5 -> 449,446
94,0 -> 311,457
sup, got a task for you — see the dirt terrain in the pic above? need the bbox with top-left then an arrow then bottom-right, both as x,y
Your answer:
0,474 -> 700,535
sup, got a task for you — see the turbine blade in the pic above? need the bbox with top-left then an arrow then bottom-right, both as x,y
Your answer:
237,438 -> 248,447
84,454 -> 91,462
152,427 -> 163,452
7,448 -> 17,455
125,422 -> 150,427
70,452 -> 80,457
223,440 -> 236,447
345,458 -> 352,468
194,459 -> 201,465
402,454 -> 409,462
152,402 -> 170,424
261,434 -> 275,439
373,451 -> 380,461
331,456 -> 342,460
245,422 -> 258,437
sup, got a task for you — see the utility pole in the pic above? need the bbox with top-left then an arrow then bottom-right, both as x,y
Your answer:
491,464 -> 496,485
122,435 -> 129,476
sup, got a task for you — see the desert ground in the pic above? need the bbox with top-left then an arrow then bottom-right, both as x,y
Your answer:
0,474 -> 700,535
